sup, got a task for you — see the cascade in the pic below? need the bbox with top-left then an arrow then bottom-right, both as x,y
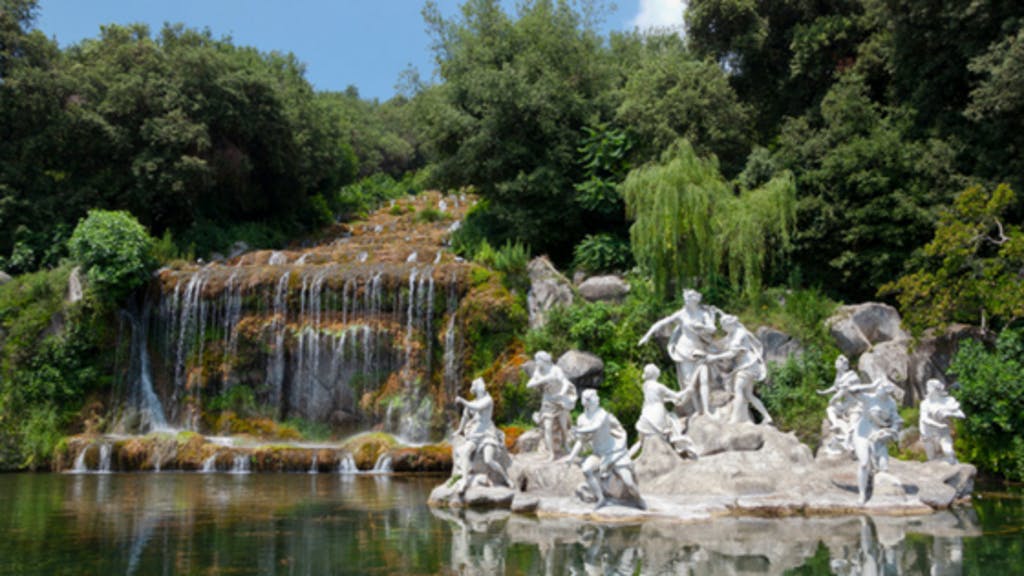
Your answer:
201,454 -> 218,473
231,455 -> 251,474
337,453 -> 357,474
98,443 -> 112,473
122,192 -> 473,441
371,453 -> 393,474
71,446 -> 88,473
309,453 -> 319,474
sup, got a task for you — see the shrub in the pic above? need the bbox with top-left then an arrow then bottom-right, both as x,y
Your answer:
761,346 -> 834,448
68,210 -> 156,304
950,329 -> 1024,481
572,233 -> 633,274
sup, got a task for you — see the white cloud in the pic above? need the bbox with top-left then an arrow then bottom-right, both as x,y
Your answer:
630,0 -> 687,34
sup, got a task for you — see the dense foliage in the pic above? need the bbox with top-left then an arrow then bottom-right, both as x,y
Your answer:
68,210 -> 156,304
950,329 -> 1024,481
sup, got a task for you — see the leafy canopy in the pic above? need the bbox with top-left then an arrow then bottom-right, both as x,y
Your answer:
68,209 -> 156,304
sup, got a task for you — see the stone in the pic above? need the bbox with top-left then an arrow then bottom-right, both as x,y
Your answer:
577,275 -> 630,303
556,350 -> 604,389
827,303 -> 910,358
526,256 -> 573,329
756,326 -> 803,365
0,270 -> 11,285
510,494 -> 539,514
907,324 -> 994,403
513,428 -> 543,454
858,340 -> 910,400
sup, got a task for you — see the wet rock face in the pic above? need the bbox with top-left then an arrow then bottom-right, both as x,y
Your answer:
526,257 -> 573,329
577,275 -> 629,303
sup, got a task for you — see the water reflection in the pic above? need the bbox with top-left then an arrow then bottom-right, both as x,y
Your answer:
431,507 -> 981,575
0,474 -> 1017,575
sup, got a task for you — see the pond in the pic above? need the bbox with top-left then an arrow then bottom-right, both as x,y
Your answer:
0,473 -> 1020,575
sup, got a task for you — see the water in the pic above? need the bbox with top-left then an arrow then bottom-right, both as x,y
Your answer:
0,474 -> 1020,575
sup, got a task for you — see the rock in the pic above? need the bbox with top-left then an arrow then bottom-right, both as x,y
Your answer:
556,350 -> 604,389
858,340 -> 910,402
577,275 -> 630,303
510,494 -> 539,514
0,270 -> 12,285
227,241 -> 250,259
209,252 -> 226,262
526,257 -> 574,329
756,326 -> 803,365
907,324 -> 994,404
514,428 -> 543,454
633,435 -> 686,479
827,303 -> 910,358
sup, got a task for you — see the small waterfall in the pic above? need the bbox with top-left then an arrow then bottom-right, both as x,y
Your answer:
265,271 -> 291,409
371,453 -> 392,474
337,453 -> 357,474
230,455 -> 250,474
98,443 -> 112,473
308,453 -> 319,474
268,251 -> 288,266
170,270 -> 210,429
71,446 -> 89,473
201,454 -> 218,473
122,311 -> 168,432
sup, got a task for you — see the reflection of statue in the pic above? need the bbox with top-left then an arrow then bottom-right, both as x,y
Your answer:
919,379 -> 964,464
709,314 -> 772,425
562,390 -> 646,510
639,289 -> 718,416
818,355 -> 863,454
526,351 -> 577,459
852,378 -> 903,503
629,364 -> 693,457
453,378 -> 511,491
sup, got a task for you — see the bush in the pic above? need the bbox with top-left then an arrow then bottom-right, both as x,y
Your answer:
572,233 -> 633,274
761,346 -> 834,448
474,240 -> 530,294
68,210 -> 156,304
950,329 -> 1024,481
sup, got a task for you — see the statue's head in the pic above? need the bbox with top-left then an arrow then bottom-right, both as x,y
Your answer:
835,354 -> 849,372
720,314 -> 739,330
534,351 -> 552,366
581,388 -> 599,410
683,289 -> 702,305
471,377 -> 487,397
642,363 -> 660,381
926,378 -> 945,396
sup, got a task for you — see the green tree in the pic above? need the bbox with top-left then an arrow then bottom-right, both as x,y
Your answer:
622,140 -> 796,300
767,74 -> 960,299
68,210 -> 156,304
950,329 -> 1024,481
615,33 -> 751,174
420,0 -> 616,262
881,184 -> 1024,333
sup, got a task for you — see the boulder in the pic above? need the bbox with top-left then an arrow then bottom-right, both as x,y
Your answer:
556,350 -> 604,389
0,270 -> 11,285
228,241 -> 251,259
827,303 -> 910,358
756,326 -> 803,366
907,324 -> 994,404
526,257 -> 574,329
858,340 -> 910,402
577,275 -> 630,303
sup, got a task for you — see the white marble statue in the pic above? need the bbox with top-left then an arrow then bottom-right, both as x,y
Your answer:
818,354 -> 865,454
562,389 -> 646,510
851,377 -> 903,503
708,314 -> 773,425
919,379 -> 965,464
629,364 -> 693,457
452,378 -> 511,491
638,289 -> 719,416
526,351 -> 577,460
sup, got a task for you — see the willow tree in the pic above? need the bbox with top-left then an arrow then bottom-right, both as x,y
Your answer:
622,140 -> 796,300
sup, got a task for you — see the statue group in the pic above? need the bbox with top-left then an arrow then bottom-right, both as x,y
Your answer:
438,288 -> 969,511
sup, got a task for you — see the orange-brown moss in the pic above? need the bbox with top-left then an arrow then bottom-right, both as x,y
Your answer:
389,443 -> 452,473
340,432 -> 398,470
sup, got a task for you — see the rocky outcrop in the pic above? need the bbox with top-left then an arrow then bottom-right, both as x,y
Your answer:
827,303 -> 910,358
757,326 -> 803,365
0,270 -> 11,286
556,350 -> 604,389
577,275 -> 629,303
907,324 -> 995,403
526,257 -> 574,329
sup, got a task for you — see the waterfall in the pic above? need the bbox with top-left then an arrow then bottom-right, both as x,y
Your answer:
265,271 -> 291,410
337,453 -> 357,474
201,454 -> 218,473
121,311 -> 169,432
98,443 -> 112,473
71,446 -> 88,473
169,270 -> 210,429
371,453 -> 393,474
230,455 -> 251,474
308,453 -> 319,474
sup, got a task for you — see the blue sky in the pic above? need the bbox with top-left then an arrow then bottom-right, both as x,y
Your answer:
35,1 -> 685,101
